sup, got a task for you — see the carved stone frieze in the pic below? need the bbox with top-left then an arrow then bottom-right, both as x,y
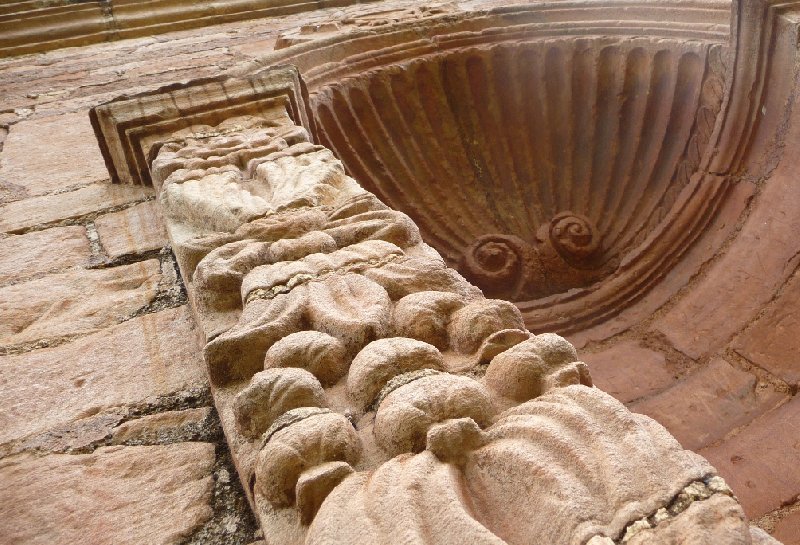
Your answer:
148,107 -> 751,543
88,1 -> 797,543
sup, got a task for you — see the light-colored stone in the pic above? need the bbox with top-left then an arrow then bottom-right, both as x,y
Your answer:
310,386 -> 718,545
7,412 -> 125,456
0,225 -> 89,285
0,182 -> 153,233
0,259 -> 162,346
0,111 -> 109,199
582,341 -> 675,403
95,200 -> 169,258
0,306 -> 207,445
111,407 -> 212,445
632,358 -> 787,450
625,494 -> 750,545
0,443 -> 215,545
752,526 -> 787,545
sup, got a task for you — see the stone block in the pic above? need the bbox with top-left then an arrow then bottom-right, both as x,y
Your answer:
581,341 -> 675,403
773,510 -> 800,545
111,407 -> 213,445
0,225 -> 89,285
653,103 -> 800,359
0,111 -> 109,199
732,270 -> 800,386
95,200 -> 169,259
0,306 -> 207,445
0,259 -> 161,346
700,395 -> 800,517
0,182 -> 154,234
632,358 -> 787,450
0,443 -> 214,545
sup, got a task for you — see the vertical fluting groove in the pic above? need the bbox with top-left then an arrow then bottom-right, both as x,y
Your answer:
389,64 -> 475,244
314,101 -> 375,200
440,54 -> 508,233
350,80 -> 438,242
599,47 -> 653,242
570,39 -> 599,220
519,45 -> 557,221
327,86 -> 396,195
620,51 -> 705,251
545,44 -> 574,213
388,67 -> 488,248
492,44 -> 543,236
588,45 -> 625,223
608,49 -> 679,250
463,53 -> 516,234
367,73 -> 470,253
415,61 -> 502,240
467,52 -> 529,238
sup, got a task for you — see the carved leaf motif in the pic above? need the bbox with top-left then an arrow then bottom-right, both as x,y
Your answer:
308,387 -> 720,545
161,171 -> 271,233
305,273 -> 393,357
204,287 -> 308,385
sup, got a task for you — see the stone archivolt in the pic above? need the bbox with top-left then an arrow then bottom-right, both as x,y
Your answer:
89,1 -> 795,543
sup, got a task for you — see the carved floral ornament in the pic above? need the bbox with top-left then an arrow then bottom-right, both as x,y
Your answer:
90,1 -> 798,543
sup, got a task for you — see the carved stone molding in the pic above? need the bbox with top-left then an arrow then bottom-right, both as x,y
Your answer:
90,45 -> 778,541
0,0 -> 380,58
89,65 -> 313,188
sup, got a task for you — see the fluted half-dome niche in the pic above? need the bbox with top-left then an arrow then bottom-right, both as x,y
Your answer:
309,37 -> 725,332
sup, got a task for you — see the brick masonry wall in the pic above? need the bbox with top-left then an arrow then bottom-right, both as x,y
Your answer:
0,1 -> 798,543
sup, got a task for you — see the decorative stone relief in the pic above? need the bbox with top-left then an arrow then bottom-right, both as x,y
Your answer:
148,108 -> 754,543
88,0 -> 796,541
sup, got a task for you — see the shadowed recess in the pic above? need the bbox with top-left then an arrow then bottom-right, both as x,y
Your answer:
310,37 -> 725,330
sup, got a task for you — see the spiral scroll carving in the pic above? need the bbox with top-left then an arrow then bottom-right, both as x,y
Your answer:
311,37 -> 726,319
549,212 -> 603,266
460,213 -> 615,300
460,234 -> 530,299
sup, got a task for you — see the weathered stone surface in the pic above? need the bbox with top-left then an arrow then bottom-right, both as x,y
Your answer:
625,494 -> 750,545
581,341 -> 675,403
0,259 -> 162,346
0,306 -> 207,445
0,225 -> 89,285
5,412 -> 125,456
632,359 -> 787,451
111,407 -> 212,445
733,270 -> 800,386
773,510 -> 800,545
0,182 -> 153,233
654,101 -> 800,358
750,527 -> 784,545
0,111 -> 110,199
311,386 -> 719,545
95,200 -> 169,259
0,443 -> 215,545
700,395 -> 800,517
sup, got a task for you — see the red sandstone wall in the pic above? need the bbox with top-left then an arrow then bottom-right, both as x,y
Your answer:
0,2 -> 798,543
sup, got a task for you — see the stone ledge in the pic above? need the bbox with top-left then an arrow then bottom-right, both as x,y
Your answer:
0,0 -> 379,59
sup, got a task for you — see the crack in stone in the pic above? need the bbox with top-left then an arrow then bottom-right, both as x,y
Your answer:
613,476 -> 736,543
245,252 -> 403,303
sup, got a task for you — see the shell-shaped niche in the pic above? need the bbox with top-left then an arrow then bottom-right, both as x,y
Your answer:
310,37 -> 726,332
